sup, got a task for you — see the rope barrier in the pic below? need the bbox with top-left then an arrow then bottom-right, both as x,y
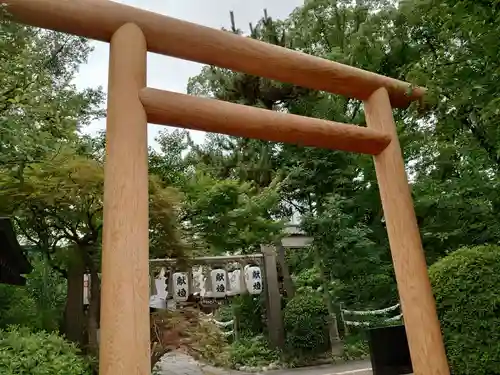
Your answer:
341,303 -> 400,316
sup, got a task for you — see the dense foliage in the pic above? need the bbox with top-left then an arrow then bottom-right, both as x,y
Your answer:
0,326 -> 92,375
429,245 -> 500,375
0,257 -> 66,331
231,294 -> 266,337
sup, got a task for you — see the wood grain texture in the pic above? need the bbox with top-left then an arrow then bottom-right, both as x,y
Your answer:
100,23 -> 150,375
2,0 -> 423,108
364,88 -> 449,375
261,245 -> 285,349
139,88 -> 391,155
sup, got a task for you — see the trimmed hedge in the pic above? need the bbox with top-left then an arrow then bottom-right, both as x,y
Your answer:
429,245 -> 500,375
283,293 -> 329,354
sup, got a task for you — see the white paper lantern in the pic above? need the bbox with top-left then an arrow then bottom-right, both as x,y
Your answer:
227,270 -> 241,296
173,272 -> 189,301
210,268 -> 227,298
244,265 -> 263,295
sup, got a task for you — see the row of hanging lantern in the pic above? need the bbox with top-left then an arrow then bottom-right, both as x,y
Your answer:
155,264 -> 263,302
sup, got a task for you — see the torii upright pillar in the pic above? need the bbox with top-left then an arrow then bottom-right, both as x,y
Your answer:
100,23 -> 150,375
364,88 -> 449,375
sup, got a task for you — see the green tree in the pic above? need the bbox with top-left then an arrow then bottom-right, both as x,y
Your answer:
25,255 -> 67,332
185,0 -> 416,312
0,255 -> 66,332
303,195 -> 394,307
150,129 -> 284,255
403,0 -> 500,168
0,14 -> 104,347
0,11 -> 103,170
0,148 -> 104,348
399,0 -> 500,261
0,4 -> 191,332
1,149 -> 184,347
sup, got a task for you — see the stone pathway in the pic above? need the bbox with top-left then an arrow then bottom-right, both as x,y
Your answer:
264,361 -> 373,375
155,352 -> 373,375
155,352 -> 252,375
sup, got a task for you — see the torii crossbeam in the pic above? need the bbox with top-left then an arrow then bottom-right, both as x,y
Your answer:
1,1 -> 449,374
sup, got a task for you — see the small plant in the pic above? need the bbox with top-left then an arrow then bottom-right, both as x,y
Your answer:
0,326 -> 92,375
229,335 -> 280,369
231,294 -> 266,337
338,334 -> 369,361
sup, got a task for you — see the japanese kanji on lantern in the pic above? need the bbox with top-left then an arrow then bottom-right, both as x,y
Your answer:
210,268 -> 227,298
244,265 -> 263,295
173,271 -> 189,301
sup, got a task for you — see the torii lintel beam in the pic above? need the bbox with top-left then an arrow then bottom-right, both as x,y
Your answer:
1,0 -> 424,108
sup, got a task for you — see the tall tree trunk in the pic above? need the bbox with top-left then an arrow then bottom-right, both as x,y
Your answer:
63,251 -> 85,346
275,242 -> 295,298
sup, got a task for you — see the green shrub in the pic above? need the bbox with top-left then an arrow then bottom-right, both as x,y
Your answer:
229,335 -> 279,368
429,245 -> 500,375
0,326 -> 92,375
339,334 -> 369,361
0,257 -> 66,332
25,257 -> 67,332
214,304 -> 234,322
283,293 -> 329,354
0,285 -> 39,329
232,294 -> 266,337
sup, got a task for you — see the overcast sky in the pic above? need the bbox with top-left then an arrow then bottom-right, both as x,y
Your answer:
72,0 -> 304,149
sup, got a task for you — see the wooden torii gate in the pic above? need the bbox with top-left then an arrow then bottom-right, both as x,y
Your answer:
1,1 -> 450,374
